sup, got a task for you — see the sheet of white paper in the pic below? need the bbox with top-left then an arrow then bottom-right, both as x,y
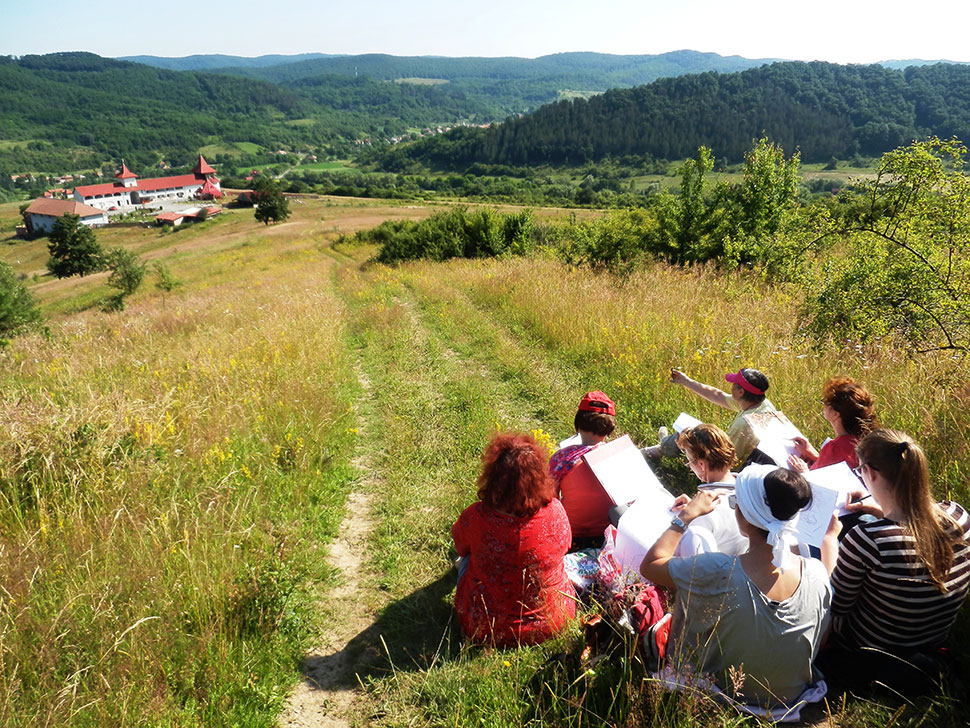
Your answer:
583,435 -> 666,506
791,482 -> 840,547
613,490 -> 677,575
755,440 -> 798,467
803,461 -> 876,516
558,433 -> 582,449
673,412 -> 703,433
745,411 -> 805,467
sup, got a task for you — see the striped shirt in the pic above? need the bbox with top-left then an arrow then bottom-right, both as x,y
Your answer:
831,501 -> 970,651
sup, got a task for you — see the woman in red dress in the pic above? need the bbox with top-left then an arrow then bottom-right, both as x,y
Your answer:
452,432 -> 576,647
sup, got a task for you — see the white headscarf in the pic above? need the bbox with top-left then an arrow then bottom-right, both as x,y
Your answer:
734,463 -> 801,572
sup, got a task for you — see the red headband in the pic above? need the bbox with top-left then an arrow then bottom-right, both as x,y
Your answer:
725,370 -> 765,396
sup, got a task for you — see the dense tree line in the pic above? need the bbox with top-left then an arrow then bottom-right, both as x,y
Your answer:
376,62 -> 970,169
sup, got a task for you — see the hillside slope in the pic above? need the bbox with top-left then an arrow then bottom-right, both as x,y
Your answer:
379,61 -> 970,166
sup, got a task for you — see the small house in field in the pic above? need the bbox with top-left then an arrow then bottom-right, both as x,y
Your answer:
23,198 -> 108,235
154,211 -> 186,227
73,156 -> 223,212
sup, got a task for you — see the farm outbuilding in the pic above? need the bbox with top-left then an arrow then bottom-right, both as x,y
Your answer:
23,198 -> 108,235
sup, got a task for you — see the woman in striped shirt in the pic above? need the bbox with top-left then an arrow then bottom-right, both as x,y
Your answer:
820,429 -> 970,693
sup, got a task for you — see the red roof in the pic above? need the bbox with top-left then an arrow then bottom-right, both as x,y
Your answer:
25,197 -> 107,218
116,163 -> 137,179
75,173 -> 216,197
192,155 -> 216,175
154,212 -> 184,222
198,178 -> 223,197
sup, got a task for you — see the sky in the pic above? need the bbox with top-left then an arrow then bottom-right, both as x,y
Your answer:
3,0 -> 970,64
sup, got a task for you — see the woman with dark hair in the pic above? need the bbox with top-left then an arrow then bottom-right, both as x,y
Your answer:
788,376 -> 877,472
820,429 -> 970,692
452,432 -> 576,647
549,391 -> 616,549
641,464 -> 835,716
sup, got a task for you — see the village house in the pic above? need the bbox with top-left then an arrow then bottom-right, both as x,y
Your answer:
72,156 -> 222,212
22,198 -> 108,235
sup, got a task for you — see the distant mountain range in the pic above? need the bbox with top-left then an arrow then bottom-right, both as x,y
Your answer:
3,50 -> 970,180
118,53 -> 339,71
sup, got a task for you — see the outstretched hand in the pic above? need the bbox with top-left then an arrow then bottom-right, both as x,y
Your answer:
670,368 -> 690,386
787,454 -> 809,473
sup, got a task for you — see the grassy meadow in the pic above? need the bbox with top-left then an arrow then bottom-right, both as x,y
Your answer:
1,196 -> 968,726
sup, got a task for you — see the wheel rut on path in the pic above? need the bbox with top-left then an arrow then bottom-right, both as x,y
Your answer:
279,369 -> 380,728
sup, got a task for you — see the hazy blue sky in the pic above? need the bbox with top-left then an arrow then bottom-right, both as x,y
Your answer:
4,0 -> 970,64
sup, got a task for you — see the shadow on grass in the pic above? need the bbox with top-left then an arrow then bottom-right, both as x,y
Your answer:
299,570 -> 459,692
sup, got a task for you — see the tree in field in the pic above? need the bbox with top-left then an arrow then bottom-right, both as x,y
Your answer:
802,137 -> 970,353
652,146 -> 714,264
0,260 -> 41,337
102,248 -> 147,312
47,214 -> 104,278
252,177 -> 290,225
720,138 -> 801,268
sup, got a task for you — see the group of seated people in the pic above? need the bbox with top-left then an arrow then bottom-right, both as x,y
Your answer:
451,368 -> 970,717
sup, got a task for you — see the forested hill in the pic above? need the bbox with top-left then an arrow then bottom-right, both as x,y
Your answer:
118,53 -> 336,71
376,61 -> 970,168
0,52 -> 499,175
0,53 -> 321,171
139,50 -> 783,113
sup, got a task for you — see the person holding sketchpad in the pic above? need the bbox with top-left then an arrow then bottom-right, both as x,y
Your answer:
640,464 -> 837,720
643,368 -> 776,465
548,390 -> 617,550
817,429 -> 970,695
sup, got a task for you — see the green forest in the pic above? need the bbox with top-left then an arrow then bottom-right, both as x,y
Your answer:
380,62 -> 970,168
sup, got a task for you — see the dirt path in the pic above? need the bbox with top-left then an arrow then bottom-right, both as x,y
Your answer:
278,370 -> 380,728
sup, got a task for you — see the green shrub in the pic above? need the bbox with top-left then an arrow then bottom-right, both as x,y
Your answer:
0,260 -> 41,336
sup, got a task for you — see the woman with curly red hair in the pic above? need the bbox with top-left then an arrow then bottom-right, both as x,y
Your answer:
452,432 -> 576,647
788,376 -> 878,472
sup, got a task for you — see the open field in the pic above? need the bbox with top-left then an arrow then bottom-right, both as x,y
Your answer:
295,161 -> 357,172
1,196 -> 968,726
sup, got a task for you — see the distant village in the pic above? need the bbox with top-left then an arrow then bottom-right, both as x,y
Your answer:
19,156 -> 225,237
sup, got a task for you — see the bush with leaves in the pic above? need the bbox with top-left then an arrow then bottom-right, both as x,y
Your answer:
373,207 -> 538,264
102,248 -> 146,312
800,137 -> 970,353
153,261 -> 182,292
0,260 -> 41,337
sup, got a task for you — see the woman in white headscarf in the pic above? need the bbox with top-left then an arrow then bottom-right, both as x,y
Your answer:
640,464 -> 839,717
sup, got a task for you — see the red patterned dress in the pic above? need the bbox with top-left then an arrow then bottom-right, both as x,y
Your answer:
452,499 -> 575,647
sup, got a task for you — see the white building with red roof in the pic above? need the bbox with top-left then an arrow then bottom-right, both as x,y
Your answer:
23,198 -> 109,235
72,157 -> 222,212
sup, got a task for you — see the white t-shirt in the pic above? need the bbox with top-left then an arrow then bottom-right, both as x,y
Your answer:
675,498 -> 749,558
667,553 -> 832,707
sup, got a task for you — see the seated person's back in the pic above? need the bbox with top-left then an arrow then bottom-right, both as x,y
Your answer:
549,391 -> 616,548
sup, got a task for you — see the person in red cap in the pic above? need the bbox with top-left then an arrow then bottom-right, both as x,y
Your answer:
645,368 -> 776,465
549,391 -> 617,549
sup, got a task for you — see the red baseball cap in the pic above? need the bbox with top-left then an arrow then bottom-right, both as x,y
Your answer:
578,391 -> 616,416
725,368 -> 769,396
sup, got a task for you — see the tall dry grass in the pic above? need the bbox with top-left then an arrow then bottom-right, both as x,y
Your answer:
0,210 -> 359,725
